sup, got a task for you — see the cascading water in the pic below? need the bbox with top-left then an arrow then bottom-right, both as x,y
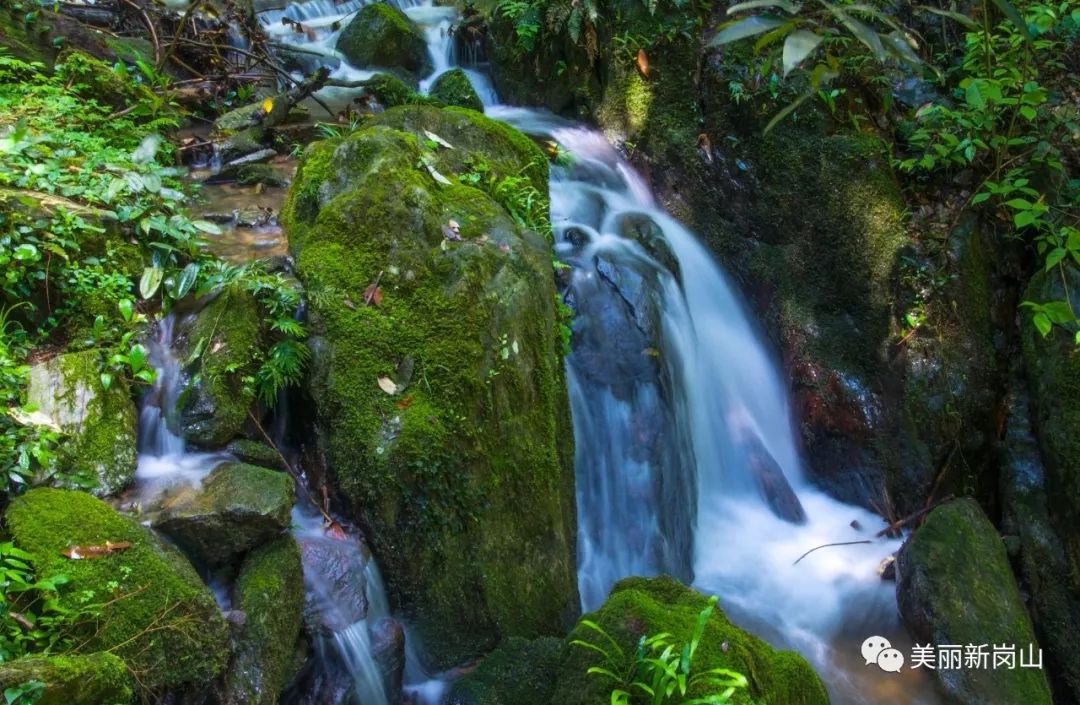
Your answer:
246,1 -> 942,701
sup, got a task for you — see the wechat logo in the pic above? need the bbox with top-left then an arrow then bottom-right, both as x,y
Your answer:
862,636 -> 905,673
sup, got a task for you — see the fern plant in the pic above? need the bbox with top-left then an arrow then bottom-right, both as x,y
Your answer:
573,595 -> 750,705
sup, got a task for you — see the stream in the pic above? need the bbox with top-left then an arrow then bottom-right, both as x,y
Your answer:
138,0 -> 947,702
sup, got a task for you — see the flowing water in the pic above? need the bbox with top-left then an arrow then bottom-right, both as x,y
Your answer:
229,2 -> 945,702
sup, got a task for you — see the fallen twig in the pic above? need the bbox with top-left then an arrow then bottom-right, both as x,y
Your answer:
793,540 -> 873,565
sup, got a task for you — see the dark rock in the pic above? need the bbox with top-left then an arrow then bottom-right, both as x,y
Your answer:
896,498 -> 1053,705
370,618 -> 406,699
748,438 -> 806,524
297,532 -> 370,633
153,462 -> 294,567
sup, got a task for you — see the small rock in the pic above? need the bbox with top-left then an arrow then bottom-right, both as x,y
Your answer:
878,554 -> 896,581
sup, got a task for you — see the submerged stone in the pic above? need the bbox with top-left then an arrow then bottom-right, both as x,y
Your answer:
26,350 -> 137,497
335,3 -> 431,79
896,498 -> 1053,705
153,461 -> 294,567
0,652 -> 133,705
6,489 -> 230,692
283,104 -> 577,666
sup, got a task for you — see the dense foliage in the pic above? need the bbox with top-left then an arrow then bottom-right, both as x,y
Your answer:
0,51 -> 308,499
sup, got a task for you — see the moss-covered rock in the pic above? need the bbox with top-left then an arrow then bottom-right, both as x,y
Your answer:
6,489 -> 230,692
223,536 -> 305,705
226,438 -> 286,470
282,104 -> 576,666
448,636 -> 562,705
335,3 -> 432,79
551,576 -> 829,705
430,68 -> 483,111
176,286 -> 263,447
153,462 -> 294,567
26,350 -> 137,497
1020,268 -> 1080,701
896,498 -> 1052,704
364,72 -> 422,108
0,652 -> 133,705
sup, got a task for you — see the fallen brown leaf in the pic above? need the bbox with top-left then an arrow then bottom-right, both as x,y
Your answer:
63,541 -> 133,560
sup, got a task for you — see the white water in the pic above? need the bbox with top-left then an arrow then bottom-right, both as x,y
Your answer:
256,2 -> 941,702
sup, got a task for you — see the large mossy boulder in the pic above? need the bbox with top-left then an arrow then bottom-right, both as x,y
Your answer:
6,489 -> 230,692
449,636 -> 563,705
26,350 -> 137,497
552,576 -> 829,705
1020,268 -> 1080,700
896,498 -> 1053,705
0,652 -> 133,705
176,287 -> 264,448
222,536 -> 305,705
335,3 -> 431,79
430,68 -> 483,112
282,104 -> 577,667
153,462 -> 294,568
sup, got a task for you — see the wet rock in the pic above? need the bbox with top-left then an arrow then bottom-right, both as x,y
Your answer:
747,438 -> 806,524
175,286 -> 264,447
153,462 -> 294,567
448,636 -> 562,705
6,489 -> 230,691
226,438 -> 286,470
235,164 -> 291,187
335,4 -> 431,79
430,68 -> 483,111
552,576 -> 829,705
0,653 -> 133,705
370,617 -> 406,699
26,350 -> 137,497
223,536 -> 305,705
896,498 -> 1053,705
297,533 -> 369,633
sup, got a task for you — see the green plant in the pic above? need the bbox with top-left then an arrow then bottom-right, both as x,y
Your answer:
573,595 -> 749,705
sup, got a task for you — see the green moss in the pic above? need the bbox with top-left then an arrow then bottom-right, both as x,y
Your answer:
335,3 -> 432,78
224,536 -> 305,705
0,6 -> 53,65
896,498 -> 1052,704
0,653 -> 133,705
26,349 -> 137,496
449,636 -> 563,705
152,462 -> 294,567
364,72 -> 422,107
430,68 -> 484,112
1022,270 -> 1080,606
178,285 -> 263,447
551,576 -> 829,705
283,105 -> 576,667
225,438 -> 286,470
53,52 -> 157,112
6,489 -> 230,692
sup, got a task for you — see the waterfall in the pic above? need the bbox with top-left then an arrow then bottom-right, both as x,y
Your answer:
252,1 -> 941,700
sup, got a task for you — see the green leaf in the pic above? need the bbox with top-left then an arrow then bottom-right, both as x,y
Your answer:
118,299 -> 134,322
763,91 -> 813,133
1004,198 -> 1033,210
1044,247 -> 1066,270
709,15 -> 788,46
1033,312 -> 1051,337
881,30 -> 922,65
192,220 -> 223,235
170,262 -> 200,300
727,0 -> 801,14
914,5 -> 978,27
987,0 -> 1033,41
13,243 -> 38,262
826,4 -> 887,62
100,372 -> 112,389
782,30 -> 823,75
139,266 -> 164,299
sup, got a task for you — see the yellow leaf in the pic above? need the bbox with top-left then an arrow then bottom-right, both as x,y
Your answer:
262,97 -> 274,115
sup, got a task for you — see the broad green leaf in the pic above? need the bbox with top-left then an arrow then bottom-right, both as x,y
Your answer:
782,30 -> 823,75
709,15 -> 788,46
173,262 -> 200,299
988,0 -> 1033,40
139,266 -> 164,299
192,220 -> 223,235
822,3 -> 887,61
1045,247 -> 1067,270
1033,312 -> 1051,337
1005,198 -> 1033,210
727,0 -> 800,14
915,5 -> 979,27
118,298 -> 134,322
882,31 -> 922,65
